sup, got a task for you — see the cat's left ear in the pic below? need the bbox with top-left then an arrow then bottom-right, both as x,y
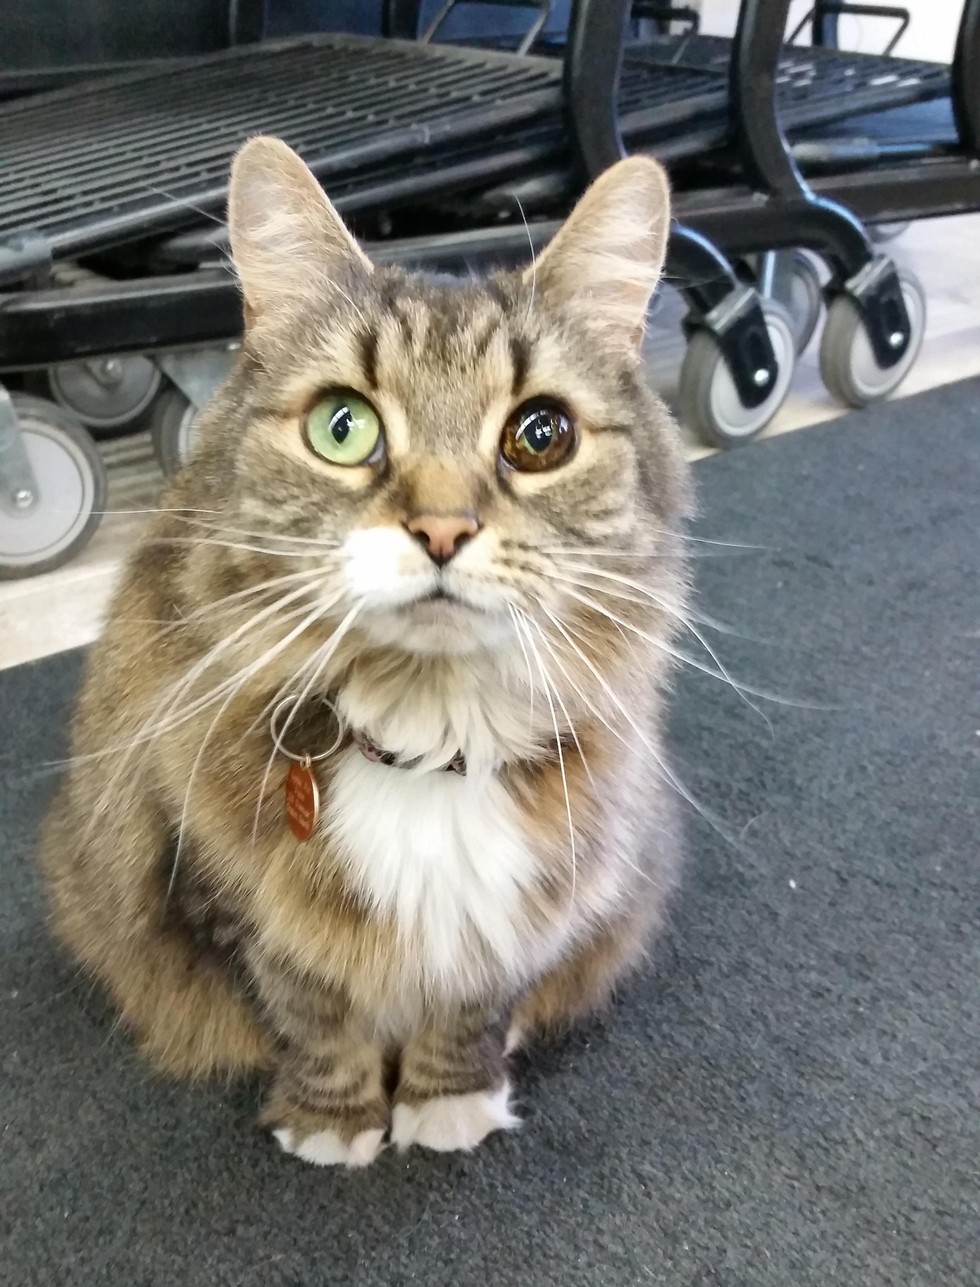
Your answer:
228,136 -> 372,324
528,156 -> 670,354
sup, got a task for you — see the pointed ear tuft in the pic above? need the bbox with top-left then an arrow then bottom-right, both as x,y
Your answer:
528,156 -> 670,352
227,136 -> 372,322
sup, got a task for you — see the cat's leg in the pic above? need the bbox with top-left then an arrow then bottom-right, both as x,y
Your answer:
39,782 -> 269,1080
251,960 -> 388,1168
508,913 -> 650,1052
392,1007 -> 520,1153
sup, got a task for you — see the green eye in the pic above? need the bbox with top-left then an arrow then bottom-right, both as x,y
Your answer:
304,391 -> 383,466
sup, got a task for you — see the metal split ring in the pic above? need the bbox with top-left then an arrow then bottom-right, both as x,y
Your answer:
269,694 -> 344,764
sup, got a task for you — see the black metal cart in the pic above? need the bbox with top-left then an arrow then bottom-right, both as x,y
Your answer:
2,0 -> 978,577
0,32 -> 568,575
669,0 -> 980,410
380,0 -> 937,442
0,1 -> 791,580
391,0 -> 971,432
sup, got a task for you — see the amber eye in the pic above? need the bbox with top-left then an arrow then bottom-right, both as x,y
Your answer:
499,400 -> 577,473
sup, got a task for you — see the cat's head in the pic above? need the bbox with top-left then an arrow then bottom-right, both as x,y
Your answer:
187,137 -> 688,661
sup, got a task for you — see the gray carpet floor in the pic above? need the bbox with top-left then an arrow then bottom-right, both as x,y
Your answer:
2,379 -> 978,1286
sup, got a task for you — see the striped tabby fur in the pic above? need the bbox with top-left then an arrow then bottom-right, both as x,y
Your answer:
40,137 -> 691,1166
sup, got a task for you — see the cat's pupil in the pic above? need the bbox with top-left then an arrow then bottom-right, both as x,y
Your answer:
522,410 -> 554,452
330,407 -> 353,443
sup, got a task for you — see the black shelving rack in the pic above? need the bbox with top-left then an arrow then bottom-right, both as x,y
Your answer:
0,2 -> 785,429
2,0 -> 979,576
0,35 -> 565,283
3,2 -> 980,417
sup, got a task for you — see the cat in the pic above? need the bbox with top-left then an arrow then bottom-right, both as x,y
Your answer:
39,136 -> 691,1167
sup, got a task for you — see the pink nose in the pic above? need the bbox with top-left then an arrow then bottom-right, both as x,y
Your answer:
405,512 -> 480,566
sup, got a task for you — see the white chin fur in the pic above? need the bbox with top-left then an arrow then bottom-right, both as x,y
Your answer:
274,1126 -> 386,1169
361,600 -> 510,655
391,1083 -> 520,1153
342,526 -> 511,655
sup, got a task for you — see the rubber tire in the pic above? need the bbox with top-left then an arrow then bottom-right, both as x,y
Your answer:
150,385 -> 199,477
679,300 -> 796,450
819,268 -> 926,409
0,394 -> 108,579
46,355 -> 162,434
870,222 -> 909,245
772,250 -> 823,357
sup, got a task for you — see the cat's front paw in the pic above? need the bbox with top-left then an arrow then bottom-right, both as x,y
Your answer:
391,1081 -> 520,1154
263,1092 -> 389,1169
274,1125 -> 386,1169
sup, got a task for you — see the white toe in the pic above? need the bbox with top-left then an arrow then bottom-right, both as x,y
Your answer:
391,1082 -> 520,1153
274,1125 -> 386,1168
504,1022 -> 525,1056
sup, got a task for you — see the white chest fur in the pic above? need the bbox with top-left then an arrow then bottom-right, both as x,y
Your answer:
324,748 -> 543,999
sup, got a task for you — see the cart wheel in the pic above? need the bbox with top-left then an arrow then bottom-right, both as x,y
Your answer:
0,395 -> 108,579
819,268 -> 926,408
772,250 -> 823,356
150,386 -> 200,477
679,300 -> 796,449
870,222 -> 909,245
47,354 -> 162,433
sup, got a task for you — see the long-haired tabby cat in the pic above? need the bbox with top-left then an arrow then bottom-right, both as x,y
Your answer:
40,137 -> 690,1166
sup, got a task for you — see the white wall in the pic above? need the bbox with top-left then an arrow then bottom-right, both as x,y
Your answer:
697,0 -> 963,63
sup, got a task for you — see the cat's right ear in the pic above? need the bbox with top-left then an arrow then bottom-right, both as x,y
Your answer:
228,136 -> 372,325
529,155 -> 670,354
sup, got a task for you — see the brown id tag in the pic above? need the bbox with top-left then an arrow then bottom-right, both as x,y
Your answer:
285,756 -> 319,842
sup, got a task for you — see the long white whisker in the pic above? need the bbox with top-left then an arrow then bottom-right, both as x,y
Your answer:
535,533 -> 768,552
529,602 -> 728,839
243,638 -> 347,852
516,616 -> 671,896
548,571 -> 770,731
549,564 -> 736,638
167,594 -> 353,900
115,584 -> 323,753
167,662 -> 266,905
529,544 -> 765,562
513,607 -> 595,791
512,609 -> 577,906
96,506 -> 222,517
74,591 -> 330,862
136,179 -> 226,229
325,279 -> 368,328
146,610 -> 314,742
246,602 -> 362,848
170,513 -> 343,550
560,583 -> 819,713
145,536 -> 325,560
509,603 -> 537,737
521,612 -> 617,749
173,567 -> 328,628
522,607 -> 674,890
63,582 -> 327,775
514,193 -> 536,326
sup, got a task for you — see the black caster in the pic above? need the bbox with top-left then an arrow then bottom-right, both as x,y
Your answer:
678,300 -> 796,449
819,268 -> 926,407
